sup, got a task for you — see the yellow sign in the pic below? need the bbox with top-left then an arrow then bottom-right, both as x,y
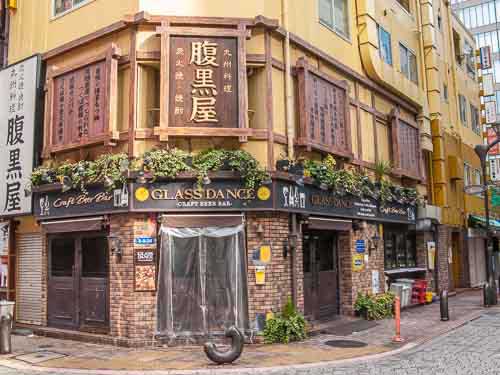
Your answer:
255,266 -> 266,285
135,187 -> 150,202
257,186 -> 271,201
260,245 -> 271,263
352,254 -> 365,272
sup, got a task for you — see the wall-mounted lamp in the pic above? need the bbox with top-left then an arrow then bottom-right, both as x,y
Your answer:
108,235 -> 123,262
255,223 -> 265,237
283,234 -> 297,259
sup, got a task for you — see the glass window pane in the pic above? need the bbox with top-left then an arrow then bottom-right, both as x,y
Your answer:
480,3 -> 490,25
333,0 -> 349,37
51,237 -> 75,277
378,25 -> 392,65
400,44 -> 409,78
493,32 -> 499,53
409,51 -> 418,83
470,7 -> 477,28
81,237 -> 108,278
495,60 -> 500,83
478,4 -> 485,26
497,0 -> 500,23
490,2 -> 497,23
319,0 -> 333,28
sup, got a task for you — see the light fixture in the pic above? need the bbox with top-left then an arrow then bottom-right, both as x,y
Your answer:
319,182 -> 328,191
261,176 -> 273,185
119,158 -> 130,173
103,175 -> 114,189
77,165 -> 86,175
61,176 -> 73,193
255,223 -> 265,236
202,175 -> 211,185
24,183 -> 32,197
136,171 -> 147,184
108,235 -> 122,262
295,176 -> 304,187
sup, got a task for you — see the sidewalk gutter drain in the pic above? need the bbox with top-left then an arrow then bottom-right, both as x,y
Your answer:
323,340 -> 368,348
14,351 -> 67,364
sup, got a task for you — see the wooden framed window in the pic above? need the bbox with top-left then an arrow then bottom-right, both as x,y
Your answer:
396,0 -> 410,13
470,104 -> 480,135
155,24 -> 250,141
296,58 -> 352,159
318,0 -> 350,39
43,44 -> 121,155
53,0 -> 92,17
390,109 -> 421,180
458,94 -> 467,126
378,25 -> 392,65
399,43 -> 418,84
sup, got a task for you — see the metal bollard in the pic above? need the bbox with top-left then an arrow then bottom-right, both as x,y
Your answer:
392,296 -> 403,342
0,314 -> 12,354
440,290 -> 449,321
484,282 -> 490,307
489,276 -> 498,306
204,326 -> 244,364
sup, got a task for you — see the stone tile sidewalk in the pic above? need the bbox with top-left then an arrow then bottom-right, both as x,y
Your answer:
0,290 -> 491,372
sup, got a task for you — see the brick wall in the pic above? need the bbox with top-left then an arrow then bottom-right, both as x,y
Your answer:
109,214 -> 156,344
416,231 -> 436,291
339,222 -> 384,315
246,212 -> 304,323
437,224 -> 450,293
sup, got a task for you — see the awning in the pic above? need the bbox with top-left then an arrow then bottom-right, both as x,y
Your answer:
41,216 -> 108,234
160,214 -> 243,228
306,217 -> 352,231
468,215 -> 500,231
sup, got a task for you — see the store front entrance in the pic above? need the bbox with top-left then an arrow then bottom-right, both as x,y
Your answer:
48,233 -> 109,331
303,231 -> 338,320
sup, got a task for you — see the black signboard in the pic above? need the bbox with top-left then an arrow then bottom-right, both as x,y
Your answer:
275,181 -> 416,224
34,185 -> 129,219
130,181 -> 274,212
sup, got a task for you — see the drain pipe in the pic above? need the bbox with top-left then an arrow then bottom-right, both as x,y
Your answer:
281,0 -> 298,308
282,0 -> 294,159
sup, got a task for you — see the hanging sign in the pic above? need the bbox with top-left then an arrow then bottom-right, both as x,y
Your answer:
355,240 -> 366,253
33,185 -> 129,219
485,101 -> 497,124
480,46 -> 492,70
134,216 -> 156,249
427,241 -> 436,270
0,55 -> 41,217
352,254 -> 365,272
372,270 -> 380,294
483,74 -> 495,97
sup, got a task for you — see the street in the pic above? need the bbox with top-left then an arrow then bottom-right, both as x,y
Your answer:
0,310 -> 498,375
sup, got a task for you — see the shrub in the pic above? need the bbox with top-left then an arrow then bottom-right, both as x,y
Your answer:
354,292 -> 395,320
263,299 -> 307,344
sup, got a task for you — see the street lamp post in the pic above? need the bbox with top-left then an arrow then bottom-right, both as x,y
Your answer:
475,139 -> 500,299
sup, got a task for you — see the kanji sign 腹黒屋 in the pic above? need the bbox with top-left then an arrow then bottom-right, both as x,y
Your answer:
169,36 -> 238,128
0,55 -> 40,216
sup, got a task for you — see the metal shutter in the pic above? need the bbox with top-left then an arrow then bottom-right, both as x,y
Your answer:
16,233 -> 43,325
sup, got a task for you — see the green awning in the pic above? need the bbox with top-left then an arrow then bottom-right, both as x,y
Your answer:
469,215 -> 500,230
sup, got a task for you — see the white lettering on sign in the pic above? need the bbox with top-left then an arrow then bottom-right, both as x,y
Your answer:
282,186 -> 306,209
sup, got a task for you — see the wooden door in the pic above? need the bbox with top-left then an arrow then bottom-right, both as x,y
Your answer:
48,236 -> 77,329
316,233 -> 338,319
302,231 -> 338,320
79,236 -> 109,331
48,233 -> 109,331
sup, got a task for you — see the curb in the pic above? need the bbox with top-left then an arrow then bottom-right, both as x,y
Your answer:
0,308 -> 493,375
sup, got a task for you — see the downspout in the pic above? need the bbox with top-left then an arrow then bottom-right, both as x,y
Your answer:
282,0 -> 294,159
282,0 -> 297,307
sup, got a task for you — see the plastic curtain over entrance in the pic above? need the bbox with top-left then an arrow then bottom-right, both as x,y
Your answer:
157,225 -> 249,337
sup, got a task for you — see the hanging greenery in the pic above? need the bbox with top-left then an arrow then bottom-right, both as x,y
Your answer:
30,149 -> 269,192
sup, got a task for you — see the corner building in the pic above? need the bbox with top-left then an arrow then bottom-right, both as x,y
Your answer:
0,0 -> 487,346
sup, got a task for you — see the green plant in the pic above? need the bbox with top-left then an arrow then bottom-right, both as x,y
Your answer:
143,148 -> 191,180
263,299 -> 306,344
354,292 -> 396,320
374,160 -> 392,182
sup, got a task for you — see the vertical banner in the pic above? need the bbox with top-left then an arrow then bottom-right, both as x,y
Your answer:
480,46 -> 492,70
134,217 -> 157,291
483,74 -> 495,97
0,55 -> 40,217
0,222 -> 8,289
485,101 -> 497,125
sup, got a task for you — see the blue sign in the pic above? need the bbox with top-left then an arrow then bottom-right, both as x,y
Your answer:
135,236 -> 155,245
355,240 -> 366,253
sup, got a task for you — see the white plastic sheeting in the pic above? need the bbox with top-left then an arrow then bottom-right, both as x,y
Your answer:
157,224 -> 248,337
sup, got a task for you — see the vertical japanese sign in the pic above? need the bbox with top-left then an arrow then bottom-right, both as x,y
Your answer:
480,46 -> 492,70
169,36 -> 238,128
52,61 -> 106,146
0,56 -> 40,217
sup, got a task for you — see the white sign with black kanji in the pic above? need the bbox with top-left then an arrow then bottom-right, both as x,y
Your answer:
0,56 -> 39,216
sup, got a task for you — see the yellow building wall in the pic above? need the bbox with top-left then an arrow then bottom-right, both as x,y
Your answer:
8,0 -> 139,64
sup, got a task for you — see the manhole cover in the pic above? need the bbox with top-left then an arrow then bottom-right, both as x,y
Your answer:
323,340 -> 368,348
15,351 -> 66,364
